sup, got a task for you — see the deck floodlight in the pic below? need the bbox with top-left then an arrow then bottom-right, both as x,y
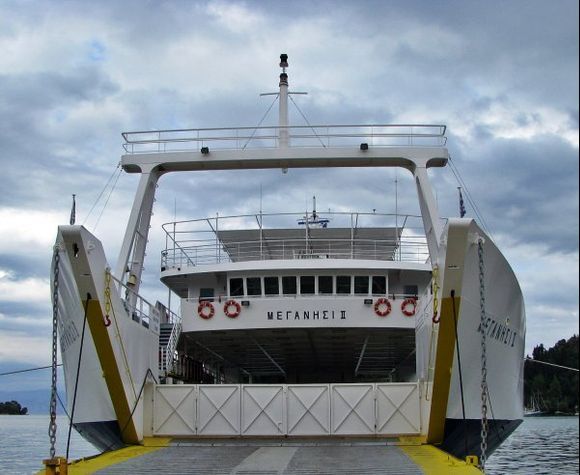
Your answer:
241,300 -> 250,307
360,143 -> 369,151
201,146 -> 210,155
364,299 -> 373,305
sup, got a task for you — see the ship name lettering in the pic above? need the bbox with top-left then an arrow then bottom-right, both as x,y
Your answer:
58,319 -> 80,353
477,317 -> 517,348
267,310 -> 348,321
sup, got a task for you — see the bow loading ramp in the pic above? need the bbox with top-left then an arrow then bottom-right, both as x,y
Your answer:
48,381 -> 480,474
52,438 -> 482,474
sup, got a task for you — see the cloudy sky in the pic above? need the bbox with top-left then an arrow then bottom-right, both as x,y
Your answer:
0,0 -> 578,392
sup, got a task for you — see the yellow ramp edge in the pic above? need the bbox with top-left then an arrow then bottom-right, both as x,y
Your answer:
40,438 -> 481,474
399,438 -> 482,474
39,438 -> 171,475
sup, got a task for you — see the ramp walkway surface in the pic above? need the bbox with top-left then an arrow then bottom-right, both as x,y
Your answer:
57,438 -> 481,474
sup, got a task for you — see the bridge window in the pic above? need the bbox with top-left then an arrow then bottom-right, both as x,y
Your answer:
282,276 -> 297,295
336,275 -> 351,294
229,278 -> 244,297
300,276 -> 315,294
318,276 -> 333,294
199,288 -> 215,301
264,276 -> 280,296
372,276 -> 387,295
354,276 -> 369,295
404,285 -> 418,297
247,277 -> 262,296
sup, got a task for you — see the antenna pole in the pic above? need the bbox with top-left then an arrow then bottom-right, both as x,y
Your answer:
395,173 -> 399,260
279,54 -> 289,148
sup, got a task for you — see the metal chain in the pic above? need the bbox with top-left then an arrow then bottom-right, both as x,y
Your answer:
478,238 -> 488,471
49,247 -> 60,459
101,268 -> 112,327
432,265 -> 440,323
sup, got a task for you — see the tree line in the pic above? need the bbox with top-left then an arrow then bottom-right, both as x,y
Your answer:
0,400 -> 28,415
525,334 -> 579,414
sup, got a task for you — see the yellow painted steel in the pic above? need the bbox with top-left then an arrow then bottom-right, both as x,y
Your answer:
38,438 -> 481,474
400,442 -> 482,474
38,438 -> 171,475
426,295 -> 461,443
426,220 -> 471,444
42,456 -> 68,474
84,299 -> 139,444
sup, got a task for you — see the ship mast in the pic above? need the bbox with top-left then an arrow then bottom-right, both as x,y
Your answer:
260,54 -> 307,150
278,54 -> 289,148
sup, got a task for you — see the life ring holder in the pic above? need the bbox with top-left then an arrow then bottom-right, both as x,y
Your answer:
374,297 -> 392,317
401,298 -> 417,317
224,299 -> 241,318
198,301 -> 215,319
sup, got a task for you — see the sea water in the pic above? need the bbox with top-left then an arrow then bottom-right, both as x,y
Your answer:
0,415 -> 578,474
0,415 -> 99,474
486,416 -> 579,474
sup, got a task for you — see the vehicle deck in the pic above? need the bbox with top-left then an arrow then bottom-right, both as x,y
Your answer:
54,438 -> 481,474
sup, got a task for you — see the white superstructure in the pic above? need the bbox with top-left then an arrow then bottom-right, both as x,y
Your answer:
52,55 -> 525,462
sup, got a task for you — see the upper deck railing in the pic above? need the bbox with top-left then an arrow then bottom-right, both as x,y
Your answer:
122,124 -> 447,154
160,211 -> 434,270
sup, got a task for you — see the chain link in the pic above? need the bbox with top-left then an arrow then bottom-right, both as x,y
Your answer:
431,265 -> 440,323
103,269 -> 112,326
478,238 -> 488,471
49,247 -> 60,459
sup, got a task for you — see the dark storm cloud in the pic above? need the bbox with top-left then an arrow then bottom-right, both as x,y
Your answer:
0,68 -> 121,207
0,255 -> 46,280
0,0 -> 577,364
445,134 -> 579,253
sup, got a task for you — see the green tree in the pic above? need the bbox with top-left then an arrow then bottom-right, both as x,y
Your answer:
0,400 -> 28,415
524,334 -> 579,413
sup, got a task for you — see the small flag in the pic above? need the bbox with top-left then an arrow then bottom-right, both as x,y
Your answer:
458,187 -> 466,218
69,194 -> 76,225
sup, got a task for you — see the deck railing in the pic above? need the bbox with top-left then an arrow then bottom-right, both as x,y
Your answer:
160,211 -> 432,269
122,124 -> 447,154
161,237 -> 429,268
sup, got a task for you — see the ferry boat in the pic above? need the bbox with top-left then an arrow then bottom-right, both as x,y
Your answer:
51,55 -> 525,469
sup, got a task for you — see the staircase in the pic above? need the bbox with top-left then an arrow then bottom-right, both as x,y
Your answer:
158,308 -> 182,380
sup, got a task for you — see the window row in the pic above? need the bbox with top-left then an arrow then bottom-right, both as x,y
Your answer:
228,275 -> 387,297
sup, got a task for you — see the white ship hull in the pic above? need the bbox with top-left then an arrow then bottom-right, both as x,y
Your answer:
439,220 -> 525,458
54,225 -> 159,451
52,219 -> 524,459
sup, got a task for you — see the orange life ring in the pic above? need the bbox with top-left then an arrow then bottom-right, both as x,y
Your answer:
198,301 -> 215,319
223,299 -> 241,318
401,298 -> 417,317
374,297 -> 392,317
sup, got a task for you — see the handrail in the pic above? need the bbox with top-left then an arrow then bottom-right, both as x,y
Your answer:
110,274 -> 180,331
122,124 -> 447,154
161,210 -> 424,230
159,211 -> 435,268
161,238 -> 429,268
161,319 -> 182,377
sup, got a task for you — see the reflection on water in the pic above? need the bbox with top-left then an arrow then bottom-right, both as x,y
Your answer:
487,417 -> 579,475
0,415 -> 578,474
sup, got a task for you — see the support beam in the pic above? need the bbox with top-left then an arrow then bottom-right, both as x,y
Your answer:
355,335 -> 370,376
414,166 -> 443,263
252,337 -> 286,376
115,168 -> 161,293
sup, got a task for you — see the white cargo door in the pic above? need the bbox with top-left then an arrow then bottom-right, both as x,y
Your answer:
287,384 -> 330,436
197,385 -> 241,435
331,383 -> 375,435
153,385 -> 196,436
242,385 -> 285,436
376,383 -> 421,435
